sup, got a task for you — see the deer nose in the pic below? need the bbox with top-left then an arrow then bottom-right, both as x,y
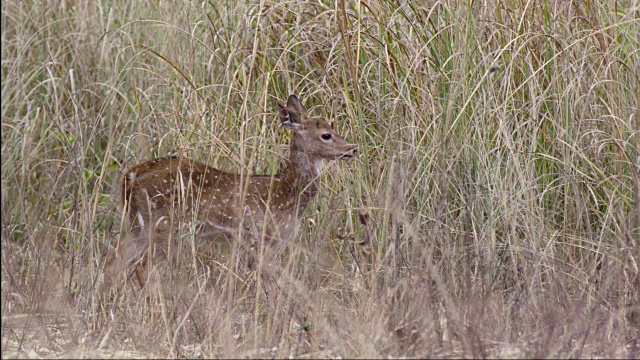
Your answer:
351,147 -> 358,156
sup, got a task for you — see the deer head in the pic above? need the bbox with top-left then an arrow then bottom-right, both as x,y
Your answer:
277,95 -> 357,165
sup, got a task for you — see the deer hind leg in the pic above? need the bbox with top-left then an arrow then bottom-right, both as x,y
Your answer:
102,228 -> 172,305
100,245 -> 123,300
133,256 -> 149,289
100,211 -> 152,298
132,220 -> 184,301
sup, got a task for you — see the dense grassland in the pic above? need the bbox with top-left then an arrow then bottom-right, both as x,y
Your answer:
2,0 -> 639,358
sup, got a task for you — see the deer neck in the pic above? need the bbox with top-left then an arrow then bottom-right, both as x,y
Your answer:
277,145 -> 321,213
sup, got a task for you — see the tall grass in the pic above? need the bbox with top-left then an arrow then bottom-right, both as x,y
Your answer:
2,0 -> 639,358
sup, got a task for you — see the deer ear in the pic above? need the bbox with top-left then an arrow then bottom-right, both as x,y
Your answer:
277,101 -> 303,131
286,95 -> 307,116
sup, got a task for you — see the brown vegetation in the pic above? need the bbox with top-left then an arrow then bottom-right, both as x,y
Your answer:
1,0 -> 638,358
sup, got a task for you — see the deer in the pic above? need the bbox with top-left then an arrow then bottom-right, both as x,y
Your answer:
100,95 -> 358,297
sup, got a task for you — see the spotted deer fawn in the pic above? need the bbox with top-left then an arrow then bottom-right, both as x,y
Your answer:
101,95 -> 357,295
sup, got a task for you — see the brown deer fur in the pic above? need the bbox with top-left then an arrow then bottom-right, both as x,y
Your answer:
101,95 -> 357,295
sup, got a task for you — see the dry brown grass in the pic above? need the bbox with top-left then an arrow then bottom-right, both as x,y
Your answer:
2,0 -> 639,358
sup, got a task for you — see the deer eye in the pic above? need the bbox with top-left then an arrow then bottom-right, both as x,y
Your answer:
321,134 -> 332,141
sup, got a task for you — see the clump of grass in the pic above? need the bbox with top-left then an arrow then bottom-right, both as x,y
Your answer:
2,0 -> 638,358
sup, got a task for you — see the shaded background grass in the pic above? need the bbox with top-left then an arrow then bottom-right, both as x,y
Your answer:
2,0 -> 639,358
